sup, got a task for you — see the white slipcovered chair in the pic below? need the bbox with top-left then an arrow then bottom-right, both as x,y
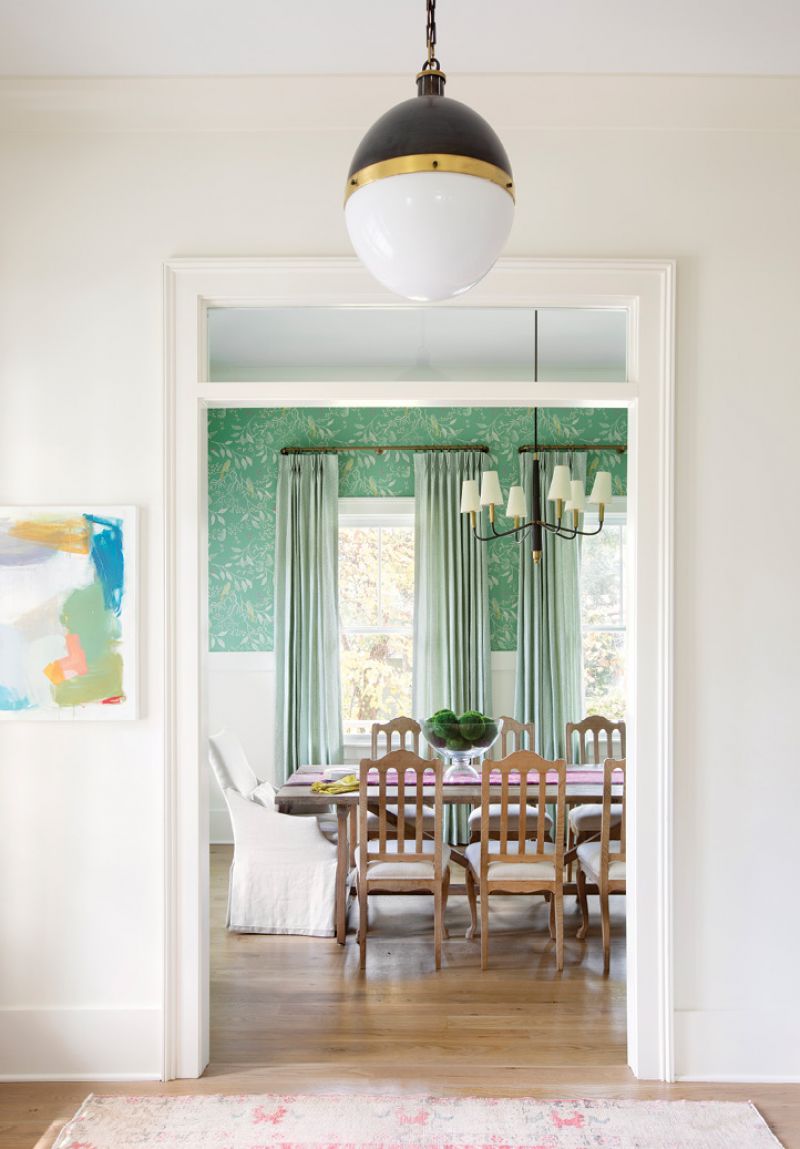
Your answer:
209,728 -> 337,841
224,789 -> 339,936
208,729 -> 340,936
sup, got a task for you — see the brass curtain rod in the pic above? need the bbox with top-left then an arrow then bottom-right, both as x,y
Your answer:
280,444 -> 489,455
518,443 -> 627,455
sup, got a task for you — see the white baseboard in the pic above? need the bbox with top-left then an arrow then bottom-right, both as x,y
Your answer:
0,1007 -> 162,1080
676,1075 -> 800,1084
0,1072 -> 162,1082
674,1009 -> 800,1082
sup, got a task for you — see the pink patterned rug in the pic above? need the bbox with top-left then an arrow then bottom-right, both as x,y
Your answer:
52,1093 -> 782,1148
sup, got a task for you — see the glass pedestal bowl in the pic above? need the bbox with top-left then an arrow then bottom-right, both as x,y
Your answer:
420,713 -> 502,781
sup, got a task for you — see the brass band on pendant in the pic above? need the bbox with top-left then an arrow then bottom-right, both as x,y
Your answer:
344,153 -> 515,205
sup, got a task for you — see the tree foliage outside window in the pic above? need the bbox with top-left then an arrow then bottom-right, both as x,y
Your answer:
339,521 -> 414,736
581,518 -> 626,721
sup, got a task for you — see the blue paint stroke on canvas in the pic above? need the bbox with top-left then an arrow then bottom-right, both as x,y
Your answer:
86,515 -> 125,615
0,684 -> 32,711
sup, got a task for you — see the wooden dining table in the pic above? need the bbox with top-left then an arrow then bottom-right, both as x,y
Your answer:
275,764 -> 622,944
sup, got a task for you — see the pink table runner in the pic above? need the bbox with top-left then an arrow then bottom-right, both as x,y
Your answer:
284,767 -> 609,787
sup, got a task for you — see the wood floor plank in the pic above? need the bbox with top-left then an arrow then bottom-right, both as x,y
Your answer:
2,845 -> 798,1149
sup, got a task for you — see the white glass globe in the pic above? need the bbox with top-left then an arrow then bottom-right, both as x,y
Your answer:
345,171 -> 514,302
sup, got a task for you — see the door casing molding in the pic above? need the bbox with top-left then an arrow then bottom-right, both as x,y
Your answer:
163,256 -> 676,1082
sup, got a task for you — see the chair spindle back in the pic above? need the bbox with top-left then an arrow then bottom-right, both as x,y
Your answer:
480,750 -> 566,874
495,715 -> 535,758
359,750 -> 443,873
566,715 -> 626,766
370,716 -> 422,757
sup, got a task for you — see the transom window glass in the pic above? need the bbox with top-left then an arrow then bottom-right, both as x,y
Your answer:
206,306 -> 627,383
338,507 -> 414,738
581,513 -> 627,722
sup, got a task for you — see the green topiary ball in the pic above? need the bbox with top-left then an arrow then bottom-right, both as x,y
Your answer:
458,710 -> 486,742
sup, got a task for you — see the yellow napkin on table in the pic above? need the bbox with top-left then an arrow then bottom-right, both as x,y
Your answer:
310,775 -> 359,794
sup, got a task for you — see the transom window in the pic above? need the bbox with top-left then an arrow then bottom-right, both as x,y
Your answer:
338,501 -> 414,739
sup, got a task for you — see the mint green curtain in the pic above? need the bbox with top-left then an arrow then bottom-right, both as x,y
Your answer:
413,451 -> 492,843
274,453 -> 343,781
515,452 -> 586,759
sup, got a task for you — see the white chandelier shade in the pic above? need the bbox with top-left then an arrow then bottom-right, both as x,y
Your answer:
546,464 -> 572,504
505,484 -> 527,519
589,470 -> 614,505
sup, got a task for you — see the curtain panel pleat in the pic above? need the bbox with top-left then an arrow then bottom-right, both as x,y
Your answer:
274,453 -> 343,781
515,452 -> 586,759
413,451 -> 492,843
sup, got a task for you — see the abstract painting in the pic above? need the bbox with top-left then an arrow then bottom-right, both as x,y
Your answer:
0,507 -> 137,719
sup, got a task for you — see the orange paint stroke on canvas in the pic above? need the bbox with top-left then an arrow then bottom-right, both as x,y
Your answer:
44,633 -> 89,685
9,517 -> 90,554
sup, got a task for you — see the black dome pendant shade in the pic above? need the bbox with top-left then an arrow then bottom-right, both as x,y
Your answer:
345,69 -> 514,203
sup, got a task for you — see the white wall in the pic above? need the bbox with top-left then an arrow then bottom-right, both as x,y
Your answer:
1,75 -> 799,1081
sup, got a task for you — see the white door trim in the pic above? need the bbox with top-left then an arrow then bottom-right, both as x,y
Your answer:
163,255 -> 675,1082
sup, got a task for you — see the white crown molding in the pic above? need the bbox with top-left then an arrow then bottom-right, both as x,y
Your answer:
3,75 -> 800,133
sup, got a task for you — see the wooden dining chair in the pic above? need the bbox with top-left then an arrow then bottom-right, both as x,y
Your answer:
349,718 -> 436,864
468,717 -> 552,843
465,750 -> 567,971
371,716 -> 430,757
576,758 -> 627,973
565,716 -> 626,870
357,750 -> 449,970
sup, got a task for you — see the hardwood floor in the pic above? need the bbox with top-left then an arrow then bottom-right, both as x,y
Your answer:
2,844 -> 798,1149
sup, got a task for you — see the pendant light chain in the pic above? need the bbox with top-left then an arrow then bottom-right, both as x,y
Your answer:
424,0 -> 440,70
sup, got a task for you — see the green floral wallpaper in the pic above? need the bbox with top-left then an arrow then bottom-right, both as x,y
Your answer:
208,407 -> 627,652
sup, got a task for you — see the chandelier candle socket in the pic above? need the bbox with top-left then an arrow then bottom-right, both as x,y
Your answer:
343,0 -> 514,301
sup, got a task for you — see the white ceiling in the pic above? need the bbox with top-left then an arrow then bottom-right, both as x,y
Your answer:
1,0 -> 799,77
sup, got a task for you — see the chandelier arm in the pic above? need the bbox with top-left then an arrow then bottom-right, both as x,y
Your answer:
471,517 -> 605,543
471,517 -> 565,543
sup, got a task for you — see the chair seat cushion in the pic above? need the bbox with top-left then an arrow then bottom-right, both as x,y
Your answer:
577,840 -> 626,883
569,803 -> 623,834
465,839 -> 557,881
366,838 -> 450,879
468,803 -> 553,833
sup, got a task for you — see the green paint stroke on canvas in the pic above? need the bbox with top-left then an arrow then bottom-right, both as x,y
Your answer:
53,581 -> 123,706
208,406 -> 627,653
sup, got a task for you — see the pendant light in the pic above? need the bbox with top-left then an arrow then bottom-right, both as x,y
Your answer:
344,0 -> 515,302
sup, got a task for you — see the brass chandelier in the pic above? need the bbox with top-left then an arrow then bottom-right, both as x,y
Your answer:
458,315 -> 615,563
459,407 -> 613,564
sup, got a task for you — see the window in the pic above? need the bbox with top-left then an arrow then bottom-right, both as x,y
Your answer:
338,501 -> 415,739
580,511 -> 627,722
